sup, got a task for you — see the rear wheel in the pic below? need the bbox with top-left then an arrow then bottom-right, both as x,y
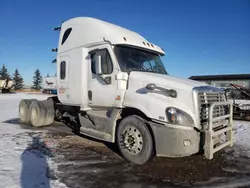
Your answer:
117,115 -> 155,165
19,99 -> 37,123
30,100 -> 55,127
43,99 -> 55,125
30,101 -> 46,127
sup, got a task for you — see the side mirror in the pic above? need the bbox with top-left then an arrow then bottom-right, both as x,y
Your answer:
95,55 -> 102,75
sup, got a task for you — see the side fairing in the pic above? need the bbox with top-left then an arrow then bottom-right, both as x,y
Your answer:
57,48 -> 89,108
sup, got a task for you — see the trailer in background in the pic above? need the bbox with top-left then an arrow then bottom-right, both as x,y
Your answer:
225,84 -> 250,121
42,76 -> 57,94
0,79 -> 13,93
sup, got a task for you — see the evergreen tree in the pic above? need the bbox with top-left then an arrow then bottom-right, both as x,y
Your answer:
13,69 -> 24,90
47,73 -> 50,77
32,69 -> 42,90
0,64 -> 11,80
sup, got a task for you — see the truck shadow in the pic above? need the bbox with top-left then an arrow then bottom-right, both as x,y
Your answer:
3,118 -> 43,130
3,118 -> 20,125
20,136 -> 54,188
3,118 -> 122,157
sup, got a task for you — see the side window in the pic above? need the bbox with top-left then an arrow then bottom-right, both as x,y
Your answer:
143,60 -> 159,72
61,28 -> 72,45
91,54 -> 96,74
91,49 -> 113,75
60,61 -> 66,79
143,61 -> 152,70
149,60 -> 160,72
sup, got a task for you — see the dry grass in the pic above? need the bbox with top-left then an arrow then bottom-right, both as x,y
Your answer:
14,89 -> 41,93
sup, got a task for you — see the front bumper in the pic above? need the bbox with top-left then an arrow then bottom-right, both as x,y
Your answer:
149,101 -> 234,159
149,122 -> 200,157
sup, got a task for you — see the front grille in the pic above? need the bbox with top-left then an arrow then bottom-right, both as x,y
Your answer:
198,91 -> 226,128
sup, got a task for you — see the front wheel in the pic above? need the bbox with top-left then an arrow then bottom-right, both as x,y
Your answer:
117,115 -> 155,165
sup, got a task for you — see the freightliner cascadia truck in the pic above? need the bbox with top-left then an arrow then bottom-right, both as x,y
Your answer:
19,17 -> 234,165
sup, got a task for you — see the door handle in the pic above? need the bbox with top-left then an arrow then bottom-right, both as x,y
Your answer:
88,90 -> 92,101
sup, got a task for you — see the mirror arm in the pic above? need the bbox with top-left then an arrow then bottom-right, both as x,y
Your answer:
99,75 -> 111,85
146,83 -> 177,98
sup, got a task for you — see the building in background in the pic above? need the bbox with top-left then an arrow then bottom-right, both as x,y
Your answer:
189,74 -> 250,89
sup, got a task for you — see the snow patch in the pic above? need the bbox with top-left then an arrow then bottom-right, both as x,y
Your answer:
232,120 -> 250,157
0,93 -> 68,188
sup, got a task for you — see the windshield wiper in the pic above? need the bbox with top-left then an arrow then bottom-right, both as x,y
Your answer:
129,70 -> 164,74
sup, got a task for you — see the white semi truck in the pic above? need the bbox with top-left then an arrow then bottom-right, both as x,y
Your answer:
42,76 -> 57,94
0,79 -> 13,93
19,17 -> 234,164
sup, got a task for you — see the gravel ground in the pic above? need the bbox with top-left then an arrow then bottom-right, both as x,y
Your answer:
39,122 -> 250,188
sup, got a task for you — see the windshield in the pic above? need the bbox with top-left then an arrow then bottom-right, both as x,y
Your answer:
114,46 -> 168,74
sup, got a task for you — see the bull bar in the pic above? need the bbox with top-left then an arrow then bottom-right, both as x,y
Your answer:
204,101 -> 234,159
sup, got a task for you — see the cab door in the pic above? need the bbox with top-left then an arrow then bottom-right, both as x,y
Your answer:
87,45 -> 118,108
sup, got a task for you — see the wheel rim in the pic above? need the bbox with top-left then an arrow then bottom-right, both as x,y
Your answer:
19,105 -> 26,121
120,125 -> 143,155
31,107 -> 38,122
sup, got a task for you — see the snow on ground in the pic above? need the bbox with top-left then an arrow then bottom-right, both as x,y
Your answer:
227,99 -> 250,157
0,93 -> 67,188
231,120 -> 250,158
234,99 -> 250,105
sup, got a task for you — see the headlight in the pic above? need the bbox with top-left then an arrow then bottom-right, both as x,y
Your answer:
166,107 -> 194,126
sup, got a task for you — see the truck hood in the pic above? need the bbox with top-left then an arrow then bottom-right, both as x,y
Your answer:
123,71 -> 209,126
127,71 -> 208,92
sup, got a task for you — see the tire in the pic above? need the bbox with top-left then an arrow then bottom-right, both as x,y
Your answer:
43,99 -> 55,125
117,115 -> 155,165
30,100 -> 55,127
19,99 -> 37,123
30,101 -> 47,127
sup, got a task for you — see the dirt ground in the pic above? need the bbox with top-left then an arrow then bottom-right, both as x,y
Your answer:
24,121 -> 249,188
